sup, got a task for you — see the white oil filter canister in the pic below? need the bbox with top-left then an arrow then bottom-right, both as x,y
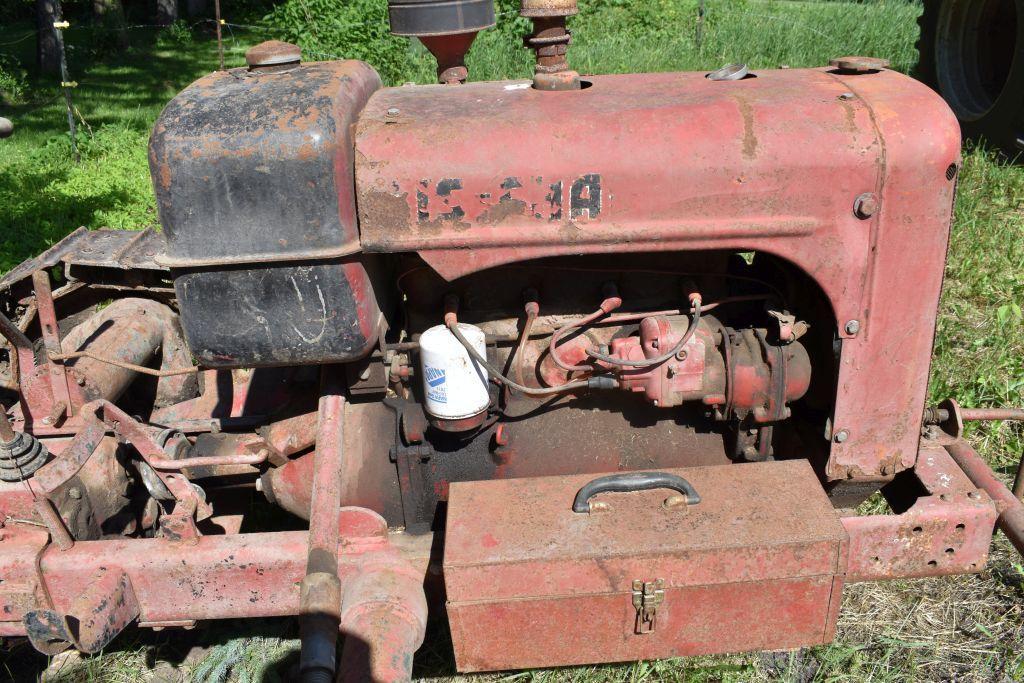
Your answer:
419,323 -> 490,429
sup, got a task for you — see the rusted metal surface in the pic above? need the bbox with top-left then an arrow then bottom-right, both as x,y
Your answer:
444,460 -> 846,671
0,514 -> 424,653
34,498 -> 75,550
0,408 -> 13,442
339,563 -> 428,683
262,397 -> 730,530
33,271 -> 74,423
150,59 -> 384,368
32,418 -> 105,494
0,229 -> 167,297
946,438 -> 1024,556
524,16 -> 580,91
924,399 -> 1024,428
25,568 -> 139,654
0,35 -> 1001,675
299,388 -> 345,680
261,402 -> 401,523
148,451 -> 267,470
151,60 -> 380,267
59,298 -> 197,406
520,0 -> 578,16
419,34 -> 478,84
260,410 -> 318,461
0,308 -> 36,392
356,67 -> 959,483
245,40 -> 301,70
829,56 -> 890,73
842,445 -> 997,582
961,407 -> 1024,421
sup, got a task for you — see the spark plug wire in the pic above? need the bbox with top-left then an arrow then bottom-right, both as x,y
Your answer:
587,298 -> 703,368
446,319 -> 613,396
548,293 -> 623,373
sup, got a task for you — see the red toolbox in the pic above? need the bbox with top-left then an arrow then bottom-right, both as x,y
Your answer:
444,460 -> 848,672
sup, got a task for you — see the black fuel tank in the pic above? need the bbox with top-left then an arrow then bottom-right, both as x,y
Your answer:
149,56 -> 384,367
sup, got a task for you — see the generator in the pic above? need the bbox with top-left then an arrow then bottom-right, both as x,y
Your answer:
1,1 -> 1022,679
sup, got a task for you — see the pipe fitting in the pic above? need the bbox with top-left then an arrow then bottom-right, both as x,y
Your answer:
339,565 -> 428,683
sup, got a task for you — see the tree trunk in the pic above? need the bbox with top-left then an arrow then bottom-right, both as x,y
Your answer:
93,0 -> 128,48
35,0 -> 61,75
184,0 -> 208,18
155,0 -> 179,26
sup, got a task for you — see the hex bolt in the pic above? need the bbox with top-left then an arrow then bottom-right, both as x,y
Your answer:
386,107 -> 400,117
834,429 -> 850,443
853,192 -> 878,219
68,487 -> 82,500
845,320 -> 861,335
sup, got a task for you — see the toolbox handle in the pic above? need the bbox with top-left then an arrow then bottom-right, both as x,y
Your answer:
572,472 -> 701,512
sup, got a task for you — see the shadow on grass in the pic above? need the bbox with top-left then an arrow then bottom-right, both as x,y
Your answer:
0,615 -> 465,682
1,21 -> 226,138
0,156 -> 139,272
0,22 -> 237,274
1,617 -> 301,682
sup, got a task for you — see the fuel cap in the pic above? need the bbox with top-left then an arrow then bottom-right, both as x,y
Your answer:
245,40 -> 302,71
829,56 -> 890,73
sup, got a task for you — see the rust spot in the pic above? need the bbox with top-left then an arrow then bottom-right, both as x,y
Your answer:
359,189 -> 413,237
478,197 -> 528,225
735,95 -> 759,160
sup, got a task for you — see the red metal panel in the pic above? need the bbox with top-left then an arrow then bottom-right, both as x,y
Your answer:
0,516 -> 404,633
444,460 -> 846,672
355,67 -> 959,482
450,577 -> 838,672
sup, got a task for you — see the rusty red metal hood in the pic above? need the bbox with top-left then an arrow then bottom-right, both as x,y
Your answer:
354,67 -> 956,281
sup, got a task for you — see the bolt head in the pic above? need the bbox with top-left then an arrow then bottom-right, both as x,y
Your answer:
834,429 -> 850,443
844,320 -> 860,335
853,192 -> 878,219
386,107 -> 400,117
68,487 -> 82,499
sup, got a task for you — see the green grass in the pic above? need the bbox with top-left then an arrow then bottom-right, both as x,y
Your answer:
2,0 -> 1024,680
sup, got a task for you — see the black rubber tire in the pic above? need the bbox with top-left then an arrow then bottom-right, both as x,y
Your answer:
917,0 -> 1024,156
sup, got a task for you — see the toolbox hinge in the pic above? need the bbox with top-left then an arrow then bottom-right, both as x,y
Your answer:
631,578 -> 665,634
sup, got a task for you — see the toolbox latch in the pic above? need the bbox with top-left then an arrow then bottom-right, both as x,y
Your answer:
631,579 -> 665,634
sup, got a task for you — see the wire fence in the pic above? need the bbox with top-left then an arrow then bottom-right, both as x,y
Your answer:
0,6 -> 527,150
0,1 -> 857,157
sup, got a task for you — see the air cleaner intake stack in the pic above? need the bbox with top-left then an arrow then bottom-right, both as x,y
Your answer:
387,0 -> 496,84
521,0 -> 580,90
